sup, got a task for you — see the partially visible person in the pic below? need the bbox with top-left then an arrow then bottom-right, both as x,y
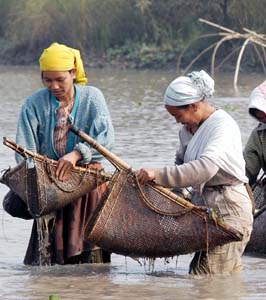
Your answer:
136,70 -> 253,275
16,42 -> 114,265
243,80 -> 266,187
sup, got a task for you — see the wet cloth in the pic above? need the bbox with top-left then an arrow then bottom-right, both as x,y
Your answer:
188,179 -> 253,275
154,109 -> 253,275
164,70 -> 214,106
39,42 -> 87,85
155,160 -> 253,275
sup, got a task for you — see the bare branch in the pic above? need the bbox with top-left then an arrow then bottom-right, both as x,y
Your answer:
177,33 -> 222,72
179,19 -> 266,88
199,18 -> 237,34
234,38 -> 251,88
251,44 -> 266,74
182,42 -> 219,75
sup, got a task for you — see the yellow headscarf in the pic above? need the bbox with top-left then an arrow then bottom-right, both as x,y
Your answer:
39,42 -> 87,85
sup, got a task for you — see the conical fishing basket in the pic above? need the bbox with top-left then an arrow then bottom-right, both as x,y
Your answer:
69,125 -> 244,258
245,207 -> 266,255
252,177 -> 266,210
245,176 -> 266,256
0,138 -> 111,218
84,169 -> 243,258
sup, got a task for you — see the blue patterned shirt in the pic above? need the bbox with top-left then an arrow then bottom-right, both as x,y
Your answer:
16,84 -> 114,164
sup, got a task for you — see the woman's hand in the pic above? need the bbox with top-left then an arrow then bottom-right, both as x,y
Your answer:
136,168 -> 155,185
56,150 -> 82,181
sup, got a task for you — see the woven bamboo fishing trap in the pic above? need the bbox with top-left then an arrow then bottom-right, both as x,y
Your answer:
0,137 -> 111,218
245,175 -> 266,255
245,207 -> 266,255
252,175 -> 266,210
70,125 -> 244,258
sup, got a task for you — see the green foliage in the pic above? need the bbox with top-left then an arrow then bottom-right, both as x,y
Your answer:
0,0 -> 266,68
223,105 -> 239,112
107,41 -> 179,68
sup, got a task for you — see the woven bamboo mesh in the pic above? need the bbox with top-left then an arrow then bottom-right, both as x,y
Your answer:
86,169 -> 243,257
70,125 -> 244,258
245,176 -> 266,255
252,178 -> 266,210
0,138 -> 111,217
245,208 -> 266,255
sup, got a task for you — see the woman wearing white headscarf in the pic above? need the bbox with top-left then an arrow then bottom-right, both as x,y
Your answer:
136,70 -> 253,275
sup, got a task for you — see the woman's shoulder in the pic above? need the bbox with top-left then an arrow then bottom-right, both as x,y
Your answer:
78,85 -> 107,106
25,88 -> 50,106
213,109 -> 238,124
78,85 -> 104,98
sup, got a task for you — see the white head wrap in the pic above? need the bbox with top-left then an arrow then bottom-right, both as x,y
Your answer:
164,70 -> 215,106
248,80 -> 266,121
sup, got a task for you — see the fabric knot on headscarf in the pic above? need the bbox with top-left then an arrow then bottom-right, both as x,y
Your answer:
39,42 -> 87,85
164,70 -> 215,106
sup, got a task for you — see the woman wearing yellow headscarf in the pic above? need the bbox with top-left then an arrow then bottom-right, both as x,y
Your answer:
15,42 -> 114,265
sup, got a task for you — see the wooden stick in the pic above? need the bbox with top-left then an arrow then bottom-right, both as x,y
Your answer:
182,42 -> 218,75
243,28 -> 266,42
234,38 -> 251,88
176,33 -> 222,72
70,126 -> 131,171
211,35 -> 237,76
254,204 -> 266,219
4,137 -> 54,161
70,125 -> 246,239
3,137 -> 110,175
70,125 -> 206,211
199,18 -> 237,34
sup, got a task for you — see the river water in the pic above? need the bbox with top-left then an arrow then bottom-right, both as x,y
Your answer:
0,66 -> 265,300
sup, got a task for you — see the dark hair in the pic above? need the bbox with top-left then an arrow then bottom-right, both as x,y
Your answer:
177,104 -> 190,109
41,69 -> 75,82
167,99 -> 204,110
249,108 -> 260,117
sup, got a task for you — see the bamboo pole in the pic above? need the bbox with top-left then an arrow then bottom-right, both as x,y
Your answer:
234,38 -> 251,89
195,18 -> 266,88
198,18 -> 237,34
243,28 -> 266,42
70,125 -> 198,210
177,33 -> 222,72
211,35 -> 237,77
69,125 -> 247,237
215,46 -> 242,71
3,137 -> 111,176
250,44 -> 266,74
254,204 -> 266,219
182,42 -> 218,75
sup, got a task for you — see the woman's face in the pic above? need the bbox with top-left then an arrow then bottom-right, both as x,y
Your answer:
254,109 -> 266,123
166,104 -> 199,126
42,70 -> 76,101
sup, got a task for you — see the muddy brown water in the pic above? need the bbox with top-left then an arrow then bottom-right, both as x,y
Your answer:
0,66 -> 266,300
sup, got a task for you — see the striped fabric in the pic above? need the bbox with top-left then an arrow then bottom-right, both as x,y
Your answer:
54,102 -> 74,156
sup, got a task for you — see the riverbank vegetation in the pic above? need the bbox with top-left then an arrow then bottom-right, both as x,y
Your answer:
0,0 -> 266,71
